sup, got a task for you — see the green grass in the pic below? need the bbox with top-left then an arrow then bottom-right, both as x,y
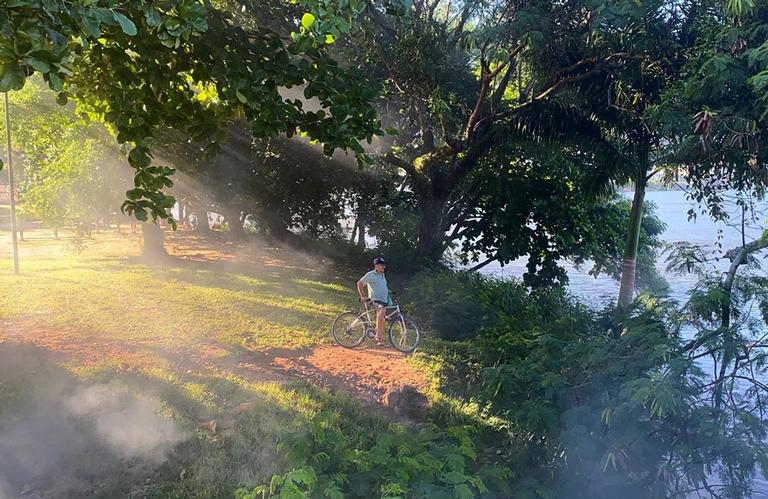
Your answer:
0,235 -> 354,350
0,231 -> 507,498
0,232 -> 387,497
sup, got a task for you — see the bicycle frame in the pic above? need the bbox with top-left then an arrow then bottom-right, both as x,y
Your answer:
332,298 -> 419,352
351,302 -> 405,332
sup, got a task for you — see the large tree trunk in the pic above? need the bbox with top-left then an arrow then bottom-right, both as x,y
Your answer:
226,208 -> 246,239
142,222 -> 167,257
618,158 -> 649,306
416,193 -> 449,262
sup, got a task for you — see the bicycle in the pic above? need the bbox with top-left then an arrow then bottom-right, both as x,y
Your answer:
332,295 -> 421,353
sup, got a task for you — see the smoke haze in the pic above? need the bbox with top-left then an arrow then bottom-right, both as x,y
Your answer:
0,347 -> 185,498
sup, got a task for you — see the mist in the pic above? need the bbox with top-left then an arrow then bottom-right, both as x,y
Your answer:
0,346 -> 185,498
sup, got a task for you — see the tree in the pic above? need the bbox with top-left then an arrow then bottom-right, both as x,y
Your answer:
343,1 -> 657,264
577,0 -> 693,305
612,0 -> 768,304
0,77 -> 130,234
0,0 -> 382,225
656,0 -> 768,211
163,120 -> 395,242
456,143 -> 667,288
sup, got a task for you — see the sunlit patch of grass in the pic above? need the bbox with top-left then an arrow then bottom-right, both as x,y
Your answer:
0,232 -> 356,350
290,278 -> 349,294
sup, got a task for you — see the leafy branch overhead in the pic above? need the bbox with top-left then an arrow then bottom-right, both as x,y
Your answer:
0,0 -> 383,222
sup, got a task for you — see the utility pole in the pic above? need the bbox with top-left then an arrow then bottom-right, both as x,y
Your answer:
4,92 -> 19,274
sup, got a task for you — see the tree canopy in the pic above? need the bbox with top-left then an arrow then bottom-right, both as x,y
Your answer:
0,0 -> 383,222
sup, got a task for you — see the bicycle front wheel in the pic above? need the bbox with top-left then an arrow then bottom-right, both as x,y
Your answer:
389,315 -> 421,353
332,311 -> 367,348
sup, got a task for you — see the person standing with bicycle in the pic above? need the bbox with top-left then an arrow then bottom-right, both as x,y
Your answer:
357,256 -> 390,346
333,256 -> 420,352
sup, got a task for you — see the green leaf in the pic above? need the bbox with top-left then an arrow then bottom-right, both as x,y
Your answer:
81,14 -> 101,38
46,72 -> 63,92
454,483 -> 474,499
5,0 -> 31,7
128,148 -> 152,168
144,6 -> 162,27
0,63 -> 25,92
126,188 -> 143,201
188,17 -> 208,32
442,471 -> 467,485
134,207 -> 148,221
23,55 -> 51,73
301,13 -> 316,30
113,11 -> 138,36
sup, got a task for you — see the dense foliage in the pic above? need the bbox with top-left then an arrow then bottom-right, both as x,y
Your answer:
654,0 -> 768,219
335,0 -> 671,266
0,0 -> 382,222
406,269 -> 768,498
455,144 -> 667,288
1,77 -> 129,231
238,412 -> 510,499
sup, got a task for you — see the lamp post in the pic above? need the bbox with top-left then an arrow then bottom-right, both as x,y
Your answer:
4,92 -> 19,274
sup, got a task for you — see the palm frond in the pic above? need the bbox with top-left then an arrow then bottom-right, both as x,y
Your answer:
491,100 -> 632,196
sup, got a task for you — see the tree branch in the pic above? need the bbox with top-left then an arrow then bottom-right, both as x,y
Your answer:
450,4 -> 471,43
464,49 -> 493,140
470,257 -> 497,271
426,0 -> 440,20
534,53 -> 646,102
681,234 -> 768,353
492,62 -> 515,116
414,144 -> 458,174
383,152 -> 416,177
364,1 -> 396,35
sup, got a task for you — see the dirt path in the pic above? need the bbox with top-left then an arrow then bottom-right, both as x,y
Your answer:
0,319 -> 428,415
270,346 -> 428,403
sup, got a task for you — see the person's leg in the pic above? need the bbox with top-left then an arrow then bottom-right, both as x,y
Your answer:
376,307 -> 386,343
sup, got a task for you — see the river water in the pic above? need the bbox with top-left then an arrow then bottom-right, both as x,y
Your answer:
479,189 -> 768,306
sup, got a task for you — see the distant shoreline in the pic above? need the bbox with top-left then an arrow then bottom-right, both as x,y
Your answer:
619,184 -> 685,193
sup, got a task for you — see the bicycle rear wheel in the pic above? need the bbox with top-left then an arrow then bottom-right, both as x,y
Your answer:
389,315 -> 421,353
332,311 -> 367,348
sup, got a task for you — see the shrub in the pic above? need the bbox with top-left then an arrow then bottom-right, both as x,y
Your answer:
405,269 -> 768,498
236,411 -> 511,499
403,269 -> 588,341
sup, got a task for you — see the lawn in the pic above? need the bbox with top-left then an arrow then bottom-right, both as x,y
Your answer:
1,229 -> 353,351
0,229 -> 404,498
0,229 -> 508,499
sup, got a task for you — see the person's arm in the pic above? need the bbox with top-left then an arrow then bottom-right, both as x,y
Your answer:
357,278 -> 369,301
